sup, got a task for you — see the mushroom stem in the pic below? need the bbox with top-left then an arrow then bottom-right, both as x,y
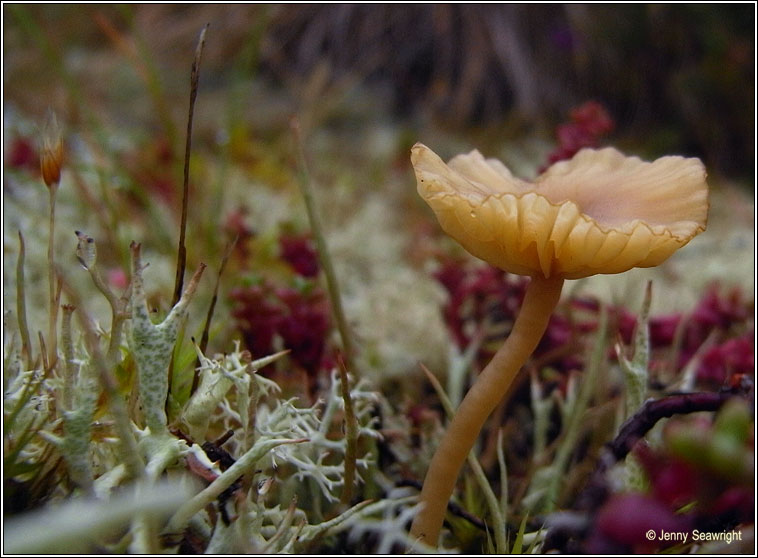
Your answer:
411,274 -> 564,547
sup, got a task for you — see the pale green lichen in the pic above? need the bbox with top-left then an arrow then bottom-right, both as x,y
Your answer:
5,221 -> 407,551
181,339 -> 286,441
58,303 -> 99,494
128,241 -> 205,434
75,231 -> 130,365
616,282 -> 654,491
617,281 -> 653,419
524,308 -> 609,513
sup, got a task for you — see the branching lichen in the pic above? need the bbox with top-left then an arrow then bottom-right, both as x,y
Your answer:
128,242 -> 205,434
75,231 -> 131,365
181,340 -> 286,441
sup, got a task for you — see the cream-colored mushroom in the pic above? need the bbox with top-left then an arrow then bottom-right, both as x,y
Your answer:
409,143 -> 709,547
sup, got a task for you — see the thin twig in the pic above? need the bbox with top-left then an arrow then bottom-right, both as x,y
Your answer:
191,236 -> 237,396
199,235 -> 236,356
611,389 -> 751,462
167,25 -> 208,415
172,24 -> 208,306
543,386 -> 752,553
575,386 -> 752,513
291,119 -> 361,503
290,117 -> 357,372
337,356 -> 358,506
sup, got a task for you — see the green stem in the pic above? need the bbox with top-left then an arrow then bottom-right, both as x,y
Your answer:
47,188 -> 58,370
496,428 -> 508,524
410,275 -> 564,547
543,306 -> 608,510
16,231 -> 32,368
291,119 -> 357,372
291,120 -> 361,505
530,370 -> 552,462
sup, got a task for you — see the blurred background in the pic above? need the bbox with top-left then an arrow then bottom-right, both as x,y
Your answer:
3,4 -> 755,382
4,3 -> 755,181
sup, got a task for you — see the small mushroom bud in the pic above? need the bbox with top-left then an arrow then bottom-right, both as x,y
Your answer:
40,110 -> 64,190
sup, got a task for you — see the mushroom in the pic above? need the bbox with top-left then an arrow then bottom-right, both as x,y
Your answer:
409,143 -> 709,547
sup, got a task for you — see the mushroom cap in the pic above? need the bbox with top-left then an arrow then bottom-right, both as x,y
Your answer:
412,143 -> 709,280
